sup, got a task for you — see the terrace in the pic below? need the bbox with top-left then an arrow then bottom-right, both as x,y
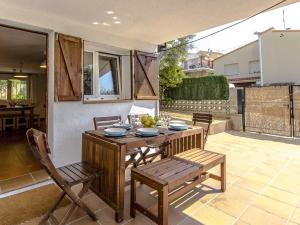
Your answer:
13,131 -> 300,225
0,1 -> 300,225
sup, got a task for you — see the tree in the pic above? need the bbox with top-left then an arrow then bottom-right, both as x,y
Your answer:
159,35 -> 194,99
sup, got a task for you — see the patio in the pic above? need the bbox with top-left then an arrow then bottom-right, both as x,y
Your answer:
20,131 -> 300,225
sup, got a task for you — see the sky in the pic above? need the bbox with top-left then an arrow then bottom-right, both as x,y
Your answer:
191,1 -> 300,54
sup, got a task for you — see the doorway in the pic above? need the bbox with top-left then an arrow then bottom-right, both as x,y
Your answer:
0,25 -> 49,193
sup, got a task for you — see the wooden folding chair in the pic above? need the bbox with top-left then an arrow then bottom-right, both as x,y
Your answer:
26,128 -> 102,225
192,113 -> 213,144
93,115 -> 122,129
93,116 -> 141,168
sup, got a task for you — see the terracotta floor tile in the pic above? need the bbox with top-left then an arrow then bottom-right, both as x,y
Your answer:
178,217 -> 205,225
83,192 -> 107,212
124,213 -> 153,225
208,186 -> 257,217
53,205 -> 87,223
239,206 -> 287,225
286,222 -> 299,225
69,216 -> 100,225
96,207 -> 130,225
291,207 -> 300,224
261,186 -> 299,206
253,195 -> 295,220
234,220 -> 250,225
191,205 -> 236,225
234,177 -> 267,193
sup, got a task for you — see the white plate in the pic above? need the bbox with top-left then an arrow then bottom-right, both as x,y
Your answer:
169,123 -> 188,131
113,123 -> 132,129
104,128 -> 127,135
104,132 -> 127,137
169,120 -> 186,125
137,128 -> 159,135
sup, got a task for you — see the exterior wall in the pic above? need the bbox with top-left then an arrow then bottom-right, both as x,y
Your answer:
0,19 -> 158,167
213,41 -> 260,80
48,37 -> 158,167
260,30 -> 300,85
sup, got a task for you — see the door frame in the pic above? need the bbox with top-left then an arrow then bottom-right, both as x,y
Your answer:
0,23 -> 49,133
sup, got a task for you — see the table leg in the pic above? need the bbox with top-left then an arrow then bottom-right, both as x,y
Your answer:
29,108 -> 34,128
115,144 -> 126,222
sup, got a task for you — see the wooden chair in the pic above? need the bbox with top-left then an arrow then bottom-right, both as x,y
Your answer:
26,128 -> 102,225
93,115 -> 122,129
127,113 -> 149,126
192,113 -> 213,144
128,113 -> 167,167
93,116 -> 141,168
131,148 -> 226,225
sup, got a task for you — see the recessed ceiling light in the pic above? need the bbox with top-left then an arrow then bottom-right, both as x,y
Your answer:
102,22 -> 110,26
114,21 -> 121,24
112,16 -> 118,20
14,75 -> 28,78
92,22 -> 99,25
106,11 -> 114,14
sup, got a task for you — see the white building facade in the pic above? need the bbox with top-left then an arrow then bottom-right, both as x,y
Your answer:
214,28 -> 300,86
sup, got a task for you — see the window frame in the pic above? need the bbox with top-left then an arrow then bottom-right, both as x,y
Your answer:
0,78 -> 29,102
0,79 -> 8,101
224,63 -> 239,76
83,45 -> 122,101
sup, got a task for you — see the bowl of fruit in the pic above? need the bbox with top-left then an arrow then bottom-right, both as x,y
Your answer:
140,115 -> 160,128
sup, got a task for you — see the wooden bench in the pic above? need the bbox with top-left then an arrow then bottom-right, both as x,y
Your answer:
130,148 -> 226,225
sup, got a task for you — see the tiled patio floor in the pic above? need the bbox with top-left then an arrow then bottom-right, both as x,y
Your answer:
22,131 -> 300,225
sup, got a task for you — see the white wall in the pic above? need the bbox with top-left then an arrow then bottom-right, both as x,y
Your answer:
260,30 -> 300,85
47,37 -> 158,167
214,41 -> 259,78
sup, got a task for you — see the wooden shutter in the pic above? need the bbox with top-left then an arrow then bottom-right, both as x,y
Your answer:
55,33 -> 82,101
134,51 -> 159,100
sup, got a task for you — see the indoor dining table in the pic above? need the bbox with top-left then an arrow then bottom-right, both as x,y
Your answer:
82,126 -> 204,222
0,105 -> 34,127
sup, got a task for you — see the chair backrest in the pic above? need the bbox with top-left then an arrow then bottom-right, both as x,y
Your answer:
192,113 -> 213,128
26,128 -> 67,188
127,113 -> 149,125
93,116 -> 121,130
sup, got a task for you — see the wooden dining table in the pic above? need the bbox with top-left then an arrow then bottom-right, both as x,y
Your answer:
0,106 -> 34,127
82,126 -> 204,222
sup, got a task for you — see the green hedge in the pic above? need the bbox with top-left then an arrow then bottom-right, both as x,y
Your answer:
166,76 -> 229,100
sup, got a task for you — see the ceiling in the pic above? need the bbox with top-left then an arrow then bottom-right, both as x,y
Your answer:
1,0 -> 299,44
0,26 -> 46,74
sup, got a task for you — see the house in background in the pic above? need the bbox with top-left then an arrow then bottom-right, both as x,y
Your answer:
213,28 -> 300,87
213,40 -> 260,87
258,28 -> 300,85
183,50 -> 222,77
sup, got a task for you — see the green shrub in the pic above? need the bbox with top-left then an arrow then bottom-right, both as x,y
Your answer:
166,75 -> 229,100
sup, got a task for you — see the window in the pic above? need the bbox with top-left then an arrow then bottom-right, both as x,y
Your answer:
0,79 -> 28,101
83,49 -> 122,100
249,60 -> 260,74
224,63 -> 239,76
0,80 -> 8,100
83,52 -> 93,95
11,79 -> 27,100
98,54 -> 120,96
